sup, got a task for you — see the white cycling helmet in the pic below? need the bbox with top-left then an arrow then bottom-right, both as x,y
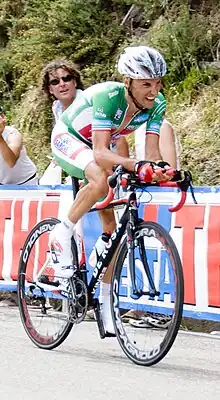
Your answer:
118,46 -> 166,79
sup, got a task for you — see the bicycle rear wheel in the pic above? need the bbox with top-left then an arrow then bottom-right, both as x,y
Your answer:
111,221 -> 184,366
17,218 -> 76,350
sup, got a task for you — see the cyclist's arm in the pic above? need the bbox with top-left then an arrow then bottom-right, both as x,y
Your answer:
92,130 -> 137,171
145,134 -> 162,162
115,136 -> 129,157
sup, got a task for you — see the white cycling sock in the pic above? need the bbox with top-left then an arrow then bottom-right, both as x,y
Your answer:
56,218 -> 75,239
99,282 -> 114,333
99,282 -> 110,304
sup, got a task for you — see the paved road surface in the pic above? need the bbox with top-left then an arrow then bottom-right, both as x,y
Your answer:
0,306 -> 220,400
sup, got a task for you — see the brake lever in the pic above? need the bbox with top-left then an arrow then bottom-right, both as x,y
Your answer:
108,165 -> 125,188
175,170 -> 197,204
189,181 -> 197,204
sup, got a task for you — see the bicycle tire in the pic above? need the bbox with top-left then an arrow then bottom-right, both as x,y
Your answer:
17,217 -> 75,350
111,220 -> 184,366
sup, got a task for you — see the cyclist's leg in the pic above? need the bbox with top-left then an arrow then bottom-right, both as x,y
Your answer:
97,139 -> 129,332
51,121 -> 117,333
50,121 -> 116,268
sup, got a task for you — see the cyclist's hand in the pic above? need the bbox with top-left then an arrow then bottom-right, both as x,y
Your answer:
153,161 -> 174,182
135,161 -> 174,183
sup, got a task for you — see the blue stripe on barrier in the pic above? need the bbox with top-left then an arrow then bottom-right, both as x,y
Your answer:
1,285 -> 220,322
0,184 -> 219,193
0,184 -> 219,323
120,302 -> 220,322
158,205 -> 171,232
1,286 -> 219,322
0,283 -> 17,291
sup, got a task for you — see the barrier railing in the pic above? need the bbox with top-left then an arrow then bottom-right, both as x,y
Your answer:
0,184 -> 219,322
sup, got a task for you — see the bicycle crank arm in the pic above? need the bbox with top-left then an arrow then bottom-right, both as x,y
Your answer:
132,289 -> 160,298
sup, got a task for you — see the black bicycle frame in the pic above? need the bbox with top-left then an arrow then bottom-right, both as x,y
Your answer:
86,191 -> 138,299
84,189 -> 160,306
82,190 -> 156,307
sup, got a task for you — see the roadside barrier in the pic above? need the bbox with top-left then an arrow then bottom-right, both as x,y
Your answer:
0,184 -> 219,322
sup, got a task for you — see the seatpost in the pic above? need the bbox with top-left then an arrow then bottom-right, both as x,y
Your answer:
71,176 -> 88,285
71,177 -> 79,199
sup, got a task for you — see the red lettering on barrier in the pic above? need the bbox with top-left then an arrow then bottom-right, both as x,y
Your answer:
175,205 -> 205,305
41,200 -> 59,220
0,200 -> 12,279
11,199 -> 60,281
144,204 -> 158,222
207,206 -> 220,307
35,200 -> 59,281
11,200 -> 39,280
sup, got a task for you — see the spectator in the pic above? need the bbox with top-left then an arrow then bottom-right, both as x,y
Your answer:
0,106 -> 38,306
0,106 -> 38,185
135,118 -> 181,169
39,59 -> 84,184
41,58 -> 84,125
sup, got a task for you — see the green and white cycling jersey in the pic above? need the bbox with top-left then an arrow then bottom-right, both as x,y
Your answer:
61,81 -> 166,144
51,81 -> 166,179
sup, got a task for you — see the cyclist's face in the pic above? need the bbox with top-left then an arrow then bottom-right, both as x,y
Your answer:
129,78 -> 162,109
48,68 -> 77,107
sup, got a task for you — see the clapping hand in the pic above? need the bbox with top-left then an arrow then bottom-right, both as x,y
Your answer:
0,114 -> 6,136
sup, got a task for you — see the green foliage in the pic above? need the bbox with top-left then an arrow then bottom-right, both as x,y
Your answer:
1,0 -> 128,99
167,78 -> 220,185
0,0 -> 219,183
13,87 -> 53,175
166,66 -> 220,104
145,4 -> 220,85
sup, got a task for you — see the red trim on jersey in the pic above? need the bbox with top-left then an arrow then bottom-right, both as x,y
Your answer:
71,145 -> 90,160
78,124 -> 92,139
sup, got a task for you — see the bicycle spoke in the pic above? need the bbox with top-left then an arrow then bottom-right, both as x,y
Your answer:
111,221 -> 184,366
17,218 -> 75,349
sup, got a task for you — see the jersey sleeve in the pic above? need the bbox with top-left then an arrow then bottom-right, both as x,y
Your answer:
146,93 -> 166,136
91,88 -> 116,131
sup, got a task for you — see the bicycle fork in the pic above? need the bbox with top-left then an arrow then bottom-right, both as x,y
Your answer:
127,195 -> 160,299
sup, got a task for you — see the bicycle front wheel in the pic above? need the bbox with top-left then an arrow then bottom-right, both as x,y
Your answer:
17,218 -> 75,350
111,221 -> 184,366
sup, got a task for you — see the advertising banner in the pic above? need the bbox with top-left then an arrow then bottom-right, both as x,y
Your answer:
0,185 -> 219,321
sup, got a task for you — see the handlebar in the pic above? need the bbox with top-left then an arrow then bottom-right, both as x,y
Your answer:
95,165 -> 197,212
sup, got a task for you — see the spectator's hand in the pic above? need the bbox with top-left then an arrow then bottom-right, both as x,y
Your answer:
0,114 -> 6,136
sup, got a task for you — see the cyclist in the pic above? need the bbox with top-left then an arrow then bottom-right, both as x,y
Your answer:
49,45 -> 171,334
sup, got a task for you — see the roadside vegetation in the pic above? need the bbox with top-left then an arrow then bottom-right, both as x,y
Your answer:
0,0 -> 220,183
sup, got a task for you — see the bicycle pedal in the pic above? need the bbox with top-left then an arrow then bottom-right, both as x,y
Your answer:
93,300 -> 105,339
38,275 -> 60,287
105,332 -> 116,338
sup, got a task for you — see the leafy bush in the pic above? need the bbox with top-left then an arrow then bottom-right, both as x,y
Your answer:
145,4 -> 220,85
167,78 -> 220,185
13,88 -> 53,175
0,0 -> 220,182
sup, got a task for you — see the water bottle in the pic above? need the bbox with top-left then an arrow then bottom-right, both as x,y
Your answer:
89,232 -> 111,268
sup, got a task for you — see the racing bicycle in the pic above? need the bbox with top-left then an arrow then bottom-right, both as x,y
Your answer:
17,165 -> 196,366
